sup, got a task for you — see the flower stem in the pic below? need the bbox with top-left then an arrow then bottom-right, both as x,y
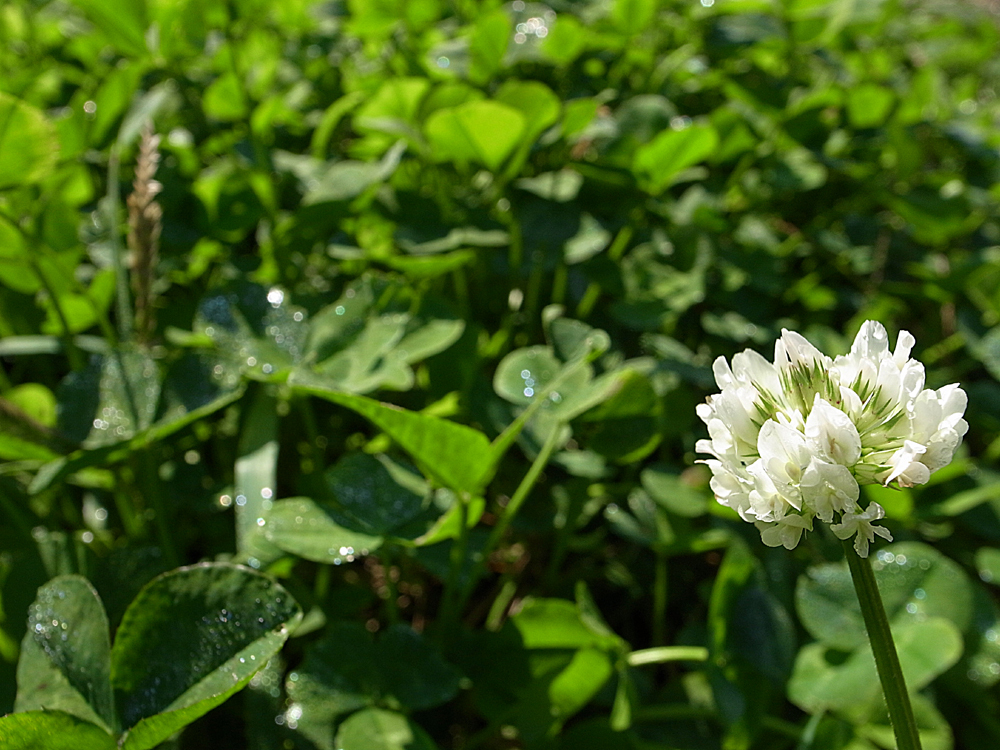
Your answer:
458,424 -> 562,612
843,540 -> 922,750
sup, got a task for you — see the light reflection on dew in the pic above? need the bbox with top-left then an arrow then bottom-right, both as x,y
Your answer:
267,288 -> 284,307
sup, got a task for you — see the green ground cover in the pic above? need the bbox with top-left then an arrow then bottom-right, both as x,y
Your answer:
2,0 -> 1000,747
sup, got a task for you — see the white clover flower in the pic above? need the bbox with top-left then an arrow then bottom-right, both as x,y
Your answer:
697,321 -> 968,557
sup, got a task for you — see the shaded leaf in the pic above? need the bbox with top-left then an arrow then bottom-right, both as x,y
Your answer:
111,563 -> 301,747
0,711 -> 115,750
287,387 -> 493,495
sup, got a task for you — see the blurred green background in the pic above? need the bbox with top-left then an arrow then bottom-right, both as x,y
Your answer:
2,0 -> 1000,747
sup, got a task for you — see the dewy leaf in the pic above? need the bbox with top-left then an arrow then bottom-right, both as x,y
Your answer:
195,282 -> 310,381
492,344 -> 619,423
110,563 -> 301,749
264,496 -> 383,562
797,542 -> 975,651
632,124 -> 719,194
287,386 -> 493,496
326,453 -> 428,535
335,707 -> 438,750
0,93 -> 59,189
153,352 -> 246,437
24,576 -> 114,730
425,100 -> 526,171
234,387 -> 284,567
284,624 -> 375,750
286,621 -> 460,748
56,346 -> 160,449
16,606 -> 111,731
299,277 -> 464,394
788,617 -> 963,713
0,711 -> 116,750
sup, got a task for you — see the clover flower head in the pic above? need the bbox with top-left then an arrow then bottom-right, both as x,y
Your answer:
697,321 -> 968,557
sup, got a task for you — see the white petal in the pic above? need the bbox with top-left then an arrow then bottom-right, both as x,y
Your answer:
830,502 -> 892,558
757,419 -> 809,468
777,329 -> 830,368
732,349 -> 781,395
801,459 -> 859,522
756,514 -> 812,550
892,330 -> 915,366
838,385 -> 865,421
805,395 -> 862,466
884,440 -> 929,487
851,320 -> 890,361
712,355 -> 735,390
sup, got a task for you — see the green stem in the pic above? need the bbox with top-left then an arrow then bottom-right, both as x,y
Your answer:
626,646 -> 708,666
438,491 -> 470,635
652,549 -> 668,646
843,540 -> 922,750
314,563 -> 331,602
141,449 -> 180,568
485,577 -> 518,631
459,424 -> 562,611
112,472 -> 143,539
26,254 -> 85,371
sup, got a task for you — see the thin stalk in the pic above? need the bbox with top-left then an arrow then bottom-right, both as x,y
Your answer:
652,549 -> 668,646
523,253 -> 545,337
451,266 -> 470,317
26,255 -> 85,371
314,563 -> 331,603
607,224 -> 634,263
438,490 -> 470,635
843,540 -> 922,750
575,281 -> 602,319
485,577 -> 518,631
506,212 -> 523,276
459,425 -> 562,611
382,547 -> 400,625
140,449 -> 180,568
550,260 -> 567,306
543,510 -> 573,590
112,474 -> 143,539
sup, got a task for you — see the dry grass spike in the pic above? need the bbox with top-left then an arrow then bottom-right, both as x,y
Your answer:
127,122 -> 163,344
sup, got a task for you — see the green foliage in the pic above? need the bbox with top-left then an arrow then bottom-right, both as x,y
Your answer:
3,564 -> 300,748
2,0 -> 1000,747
